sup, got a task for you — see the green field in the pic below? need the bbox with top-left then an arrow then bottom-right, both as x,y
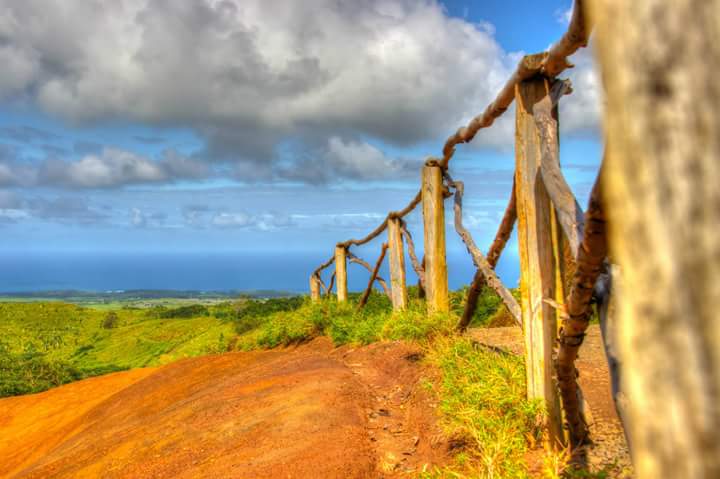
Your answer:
0,287 -> 560,477
0,286 -> 509,397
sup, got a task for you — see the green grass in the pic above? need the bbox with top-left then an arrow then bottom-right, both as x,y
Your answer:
0,286 -> 549,476
0,301 -> 236,396
421,337 -> 544,478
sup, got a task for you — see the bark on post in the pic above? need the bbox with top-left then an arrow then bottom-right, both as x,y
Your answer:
387,217 -> 408,310
421,162 -> 449,314
514,63 -> 565,447
310,275 -> 321,302
590,0 -> 720,476
334,245 -> 348,302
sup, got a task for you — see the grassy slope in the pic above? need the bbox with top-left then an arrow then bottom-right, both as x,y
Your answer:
0,288 -> 563,477
0,302 -> 236,396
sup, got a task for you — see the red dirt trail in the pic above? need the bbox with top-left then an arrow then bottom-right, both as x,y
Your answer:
0,338 -> 447,478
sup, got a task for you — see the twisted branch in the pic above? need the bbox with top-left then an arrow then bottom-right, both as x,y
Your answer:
312,254 -> 335,279
399,219 -> 425,290
555,168 -> 607,449
347,251 -> 391,297
458,179 -> 517,331
534,79 -> 585,258
439,0 -> 591,168
325,272 -> 336,297
444,173 -> 522,326
338,190 -> 421,248
358,243 -> 389,309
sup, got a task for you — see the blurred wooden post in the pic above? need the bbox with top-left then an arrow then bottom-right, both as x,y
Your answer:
514,63 -> 565,447
422,163 -> 449,314
387,217 -> 408,310
310,275 -> 320,302
335,245 -> 348,302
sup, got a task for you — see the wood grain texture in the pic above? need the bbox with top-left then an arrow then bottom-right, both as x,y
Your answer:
591,0 -> 720,476
515,75 -> 564,447
334,246 -> 348,302
421,164 -> 449,313
534,79 -> 585,259
310,276 -> 320,302
387,218 -> 408,310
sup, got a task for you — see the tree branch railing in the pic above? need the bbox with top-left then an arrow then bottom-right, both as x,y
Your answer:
438,0 -> 591,169
443,171 -> 522,327
357,243 -> 389,309
347,251 -> 391,298
457,179 -> 518,331
399,219 -> 425,290
307,0 -> 617,460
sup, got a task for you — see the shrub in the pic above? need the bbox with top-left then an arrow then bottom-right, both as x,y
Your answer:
158,304 -> 209,319
102,311 -> 119,329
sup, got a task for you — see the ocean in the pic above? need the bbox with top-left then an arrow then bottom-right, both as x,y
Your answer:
0,251 -> 520,294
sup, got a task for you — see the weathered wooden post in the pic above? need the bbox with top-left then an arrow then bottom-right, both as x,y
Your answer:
387,216 -> 408,310
421,162 -> 449,314
310,275 -> 320,302
514,58 -> 565,447
334,245 -> 348,302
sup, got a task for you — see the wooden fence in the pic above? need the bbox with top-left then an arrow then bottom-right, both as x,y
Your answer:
309,0 -> 607,453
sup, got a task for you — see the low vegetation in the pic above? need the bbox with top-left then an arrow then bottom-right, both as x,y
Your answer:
422,337 -> 543,478
1,286 -> 555,476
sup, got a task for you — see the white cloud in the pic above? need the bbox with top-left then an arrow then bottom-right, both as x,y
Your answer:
129,207 -> 166,228
211,211 -> 294,230
555,5 -> 573,25
0,0 -> 524,162
212,212 -> 254,228
35,148 -> 209,188
559,44 -> 603,137
0,0 -> 602,185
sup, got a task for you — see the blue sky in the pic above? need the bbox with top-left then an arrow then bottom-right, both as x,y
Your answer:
0,0 -> 602,290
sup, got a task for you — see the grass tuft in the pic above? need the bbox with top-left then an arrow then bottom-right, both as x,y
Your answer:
421,336 -> 543,479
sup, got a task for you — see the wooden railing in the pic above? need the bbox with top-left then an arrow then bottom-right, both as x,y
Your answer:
309,0 -> 607,453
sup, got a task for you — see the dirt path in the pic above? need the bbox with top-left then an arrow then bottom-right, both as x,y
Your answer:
467,325 -> 633,477
0,338 -> 447,478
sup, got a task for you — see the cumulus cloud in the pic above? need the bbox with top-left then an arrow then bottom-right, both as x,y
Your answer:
0,0 -> 602,186
0,0 -> 526,171
280,137 -> 418,184
40,149 -> 165,188
559,45 -> 603,137
34,147 -> 210,188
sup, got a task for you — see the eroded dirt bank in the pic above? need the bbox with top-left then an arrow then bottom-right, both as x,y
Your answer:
0,338 -> 447,478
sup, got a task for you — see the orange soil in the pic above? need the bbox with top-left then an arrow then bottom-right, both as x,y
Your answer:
0,338 -> 448,478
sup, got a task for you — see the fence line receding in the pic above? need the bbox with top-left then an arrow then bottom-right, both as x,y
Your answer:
309,0 -> 607,454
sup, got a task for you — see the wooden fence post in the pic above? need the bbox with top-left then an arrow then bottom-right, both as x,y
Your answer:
422,163 -> 449,314
387,217 -> 408,310
310,275 -> 320,302
335,245 -> 348,302
514,65 -> 565,447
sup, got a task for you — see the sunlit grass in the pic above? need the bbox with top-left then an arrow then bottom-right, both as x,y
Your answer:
419,336 -> 543,479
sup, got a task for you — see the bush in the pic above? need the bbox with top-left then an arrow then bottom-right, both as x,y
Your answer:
158,304 -> 209,319
102,311 -> 119,329
230,297 -> 304,335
